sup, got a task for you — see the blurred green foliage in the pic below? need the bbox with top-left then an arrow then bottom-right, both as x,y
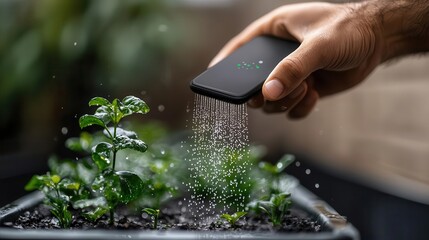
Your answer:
0,0 -> 180,126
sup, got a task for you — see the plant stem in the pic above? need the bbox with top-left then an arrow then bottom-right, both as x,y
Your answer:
109,119 -> 118,225
112,123 -> 117,170
110,209 -> 114,225
154,214 -> 158,229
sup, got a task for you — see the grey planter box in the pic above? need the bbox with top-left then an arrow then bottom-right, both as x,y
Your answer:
0,183 -> 359,240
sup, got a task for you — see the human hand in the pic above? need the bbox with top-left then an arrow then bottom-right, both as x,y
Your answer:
210,2 -> 384,119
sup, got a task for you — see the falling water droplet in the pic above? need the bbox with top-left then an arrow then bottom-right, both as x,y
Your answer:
158,105 -> 165,112
61,127 -> 68,135
305,169 -> 311,175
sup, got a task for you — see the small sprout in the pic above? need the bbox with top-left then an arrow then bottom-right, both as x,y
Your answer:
143,208 -> 160,229
258,154 -> 294,176
25,173 -> 80,228
220,211 -> 247,226
255,193 -> 292,227
258,154 -> 294,195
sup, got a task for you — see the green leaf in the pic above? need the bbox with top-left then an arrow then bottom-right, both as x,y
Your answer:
59,181 -> 80,191
73,197 -> 107,209
25,175 -> 47,191
51,175 -> 61,184
220,214 -> 233,222
94,106 -> 113,126
111,99 -> 124,124
82,207 -> 109,222
89,97 -> 110,107
114,135 -> 147,153
79,114 -> 106,129
121,96 -> 150,116
232,211 -> 247,220
221,212 -> 247,225
276,154 -> 295,173
95,172 -> 121,206
50,204 -> 72,228
143,208 -> 159,216
91,142 -> 112,171
271,193 -> 291,207
65,132 -> 93,153
116,171 -> 144,204
103,127 -> 137,139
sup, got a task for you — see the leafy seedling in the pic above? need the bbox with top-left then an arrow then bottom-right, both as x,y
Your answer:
220,211 -> 247,227
143,208 -> 160,229
253,193 -> 292,227
258,154 -> 294,195
78,96 -> 149,224
258,154 -> 294,176
25,174 -> 80,228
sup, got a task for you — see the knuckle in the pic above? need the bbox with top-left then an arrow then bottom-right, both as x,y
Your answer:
276,57 -> 305,87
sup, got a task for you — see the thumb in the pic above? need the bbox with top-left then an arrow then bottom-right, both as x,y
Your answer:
262,41 -> 323,101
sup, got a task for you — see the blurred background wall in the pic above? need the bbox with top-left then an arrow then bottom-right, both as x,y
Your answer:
1,0 -> 429,239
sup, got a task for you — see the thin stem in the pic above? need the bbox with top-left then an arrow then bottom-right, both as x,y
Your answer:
154,213 -> 158,229
109,209 -> 114,225
104,126 -> 114,140
112,123 -> 117,170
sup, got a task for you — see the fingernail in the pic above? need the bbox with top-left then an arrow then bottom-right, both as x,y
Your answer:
264,79 -> 284,99
289,84 -> 305,99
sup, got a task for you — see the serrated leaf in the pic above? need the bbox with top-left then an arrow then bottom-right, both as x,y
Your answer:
89,97 -> 110,107
79,115 -> 106,129
114,135 -> 147,153
116,171 -> 144,204
91,142 -> 112,171
121,96 -> 150,116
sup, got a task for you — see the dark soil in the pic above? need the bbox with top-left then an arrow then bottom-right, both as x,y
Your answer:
2,204 -> 321,232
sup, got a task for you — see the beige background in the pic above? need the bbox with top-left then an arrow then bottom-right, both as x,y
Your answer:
249,56 -> 429,204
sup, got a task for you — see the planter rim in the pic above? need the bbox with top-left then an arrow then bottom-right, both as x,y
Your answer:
0,184 -> 359,240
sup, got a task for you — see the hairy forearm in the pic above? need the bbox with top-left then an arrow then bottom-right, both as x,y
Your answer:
357,0 -> 429,62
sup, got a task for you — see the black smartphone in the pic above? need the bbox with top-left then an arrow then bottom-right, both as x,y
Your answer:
190,36 -> 300,104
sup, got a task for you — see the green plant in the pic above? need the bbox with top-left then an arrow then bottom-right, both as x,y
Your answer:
220,211 -> 247,227
25,174 -> 80,228
76,96 -> 149,224
143,208 -> 160,229
258,154 -> 294,195
249,193 -> 292,227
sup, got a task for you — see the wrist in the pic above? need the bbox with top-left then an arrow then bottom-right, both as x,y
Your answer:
356,0 -> 429,62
